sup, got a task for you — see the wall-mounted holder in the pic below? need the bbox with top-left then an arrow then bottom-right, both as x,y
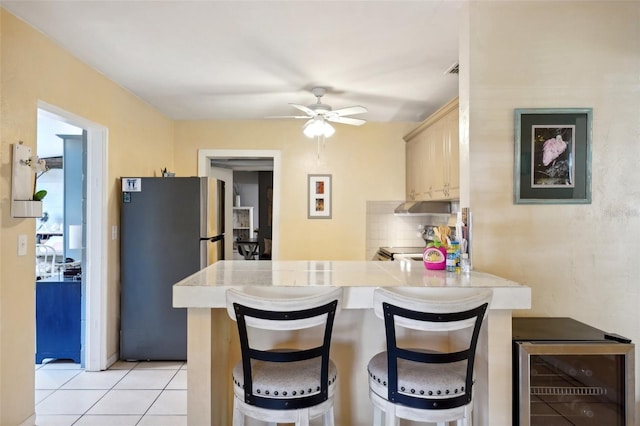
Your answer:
11,142 -> 43,218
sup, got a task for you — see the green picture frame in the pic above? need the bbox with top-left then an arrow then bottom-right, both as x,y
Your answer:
514,108 -> 592,204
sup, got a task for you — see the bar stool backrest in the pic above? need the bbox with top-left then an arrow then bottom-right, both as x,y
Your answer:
373,287 -> 492,411
226,287 -> 343,411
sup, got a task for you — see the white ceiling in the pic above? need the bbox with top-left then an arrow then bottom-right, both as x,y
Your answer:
3,0 -> 461,123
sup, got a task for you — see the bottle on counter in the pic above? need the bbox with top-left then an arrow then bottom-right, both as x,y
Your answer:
447,241 -> 460,272
461,253 -> 470,273
453,241 -> 460,272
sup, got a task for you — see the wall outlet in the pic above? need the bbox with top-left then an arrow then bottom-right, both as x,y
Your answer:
18,234 -> 27,256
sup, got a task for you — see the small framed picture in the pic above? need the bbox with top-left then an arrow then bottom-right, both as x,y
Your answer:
514,108 -> 592,204
308,174 -> 332,219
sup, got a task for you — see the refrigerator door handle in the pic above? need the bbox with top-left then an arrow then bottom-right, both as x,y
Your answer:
201,234 -> 224,243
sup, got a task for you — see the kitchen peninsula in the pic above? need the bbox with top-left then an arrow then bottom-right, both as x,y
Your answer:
173,260 -> 531,426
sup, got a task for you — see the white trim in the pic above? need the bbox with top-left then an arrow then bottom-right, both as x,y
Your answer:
106,351 -> 120,369
37,101 -> 109,371
85,127 -> 109,371
208,166 -> 234,259
198,149 -> 280,260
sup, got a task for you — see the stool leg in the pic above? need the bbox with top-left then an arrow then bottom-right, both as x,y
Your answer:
465,404 -> 472,426
297,409 -> 310,426
232,398 -> 244,426
385,408 -> 399,426
323,405 -> 335,426
372,406 -> 383,426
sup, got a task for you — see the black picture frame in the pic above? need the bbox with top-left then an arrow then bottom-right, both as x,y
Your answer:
514,108 -> 592,204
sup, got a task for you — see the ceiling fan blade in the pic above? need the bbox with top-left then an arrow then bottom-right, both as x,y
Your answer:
265,115 -> 311,119
330,106 -> 368,117
289,103 -> 316,116
327,116 -> 367,126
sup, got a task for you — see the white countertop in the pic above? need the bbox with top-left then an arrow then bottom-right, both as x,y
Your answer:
173,260 -> 531,310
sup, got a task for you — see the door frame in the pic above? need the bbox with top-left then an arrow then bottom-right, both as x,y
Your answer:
198,149 -> 280,260
208,166 -> 234,259
38,101 -> 108,371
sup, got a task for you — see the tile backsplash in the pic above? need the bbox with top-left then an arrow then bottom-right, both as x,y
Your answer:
365,201 -> 432,260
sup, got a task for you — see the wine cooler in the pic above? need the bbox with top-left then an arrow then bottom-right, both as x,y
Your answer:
513,317 -> 635,426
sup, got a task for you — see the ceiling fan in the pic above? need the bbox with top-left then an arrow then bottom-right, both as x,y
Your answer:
270,87 -> 368,138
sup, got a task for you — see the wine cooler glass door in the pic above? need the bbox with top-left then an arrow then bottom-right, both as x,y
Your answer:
517,342 -> 634,426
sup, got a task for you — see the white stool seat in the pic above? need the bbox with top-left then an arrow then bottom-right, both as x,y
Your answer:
233,357 -> 338,400
368,351 -> 467,400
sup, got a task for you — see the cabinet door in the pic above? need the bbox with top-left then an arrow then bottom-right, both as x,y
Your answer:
36,280 -> 81,364
430,107 -> 460,200
405,138 -> 420,201
444,108 -> 460,199
408,131 -> 435,201
428,119 -> 447,200
404,98 -> 459,201
415,132 -> 433,200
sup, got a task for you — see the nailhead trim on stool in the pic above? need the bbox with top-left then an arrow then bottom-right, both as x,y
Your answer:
233,358 -> 338,400
367,352 -> 467,399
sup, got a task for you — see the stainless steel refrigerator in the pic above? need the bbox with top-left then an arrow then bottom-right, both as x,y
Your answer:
120,177 -> 224,360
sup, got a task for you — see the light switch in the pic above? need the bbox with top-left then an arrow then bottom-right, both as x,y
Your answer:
112,225 -> 118,240
18,234 -> 27,256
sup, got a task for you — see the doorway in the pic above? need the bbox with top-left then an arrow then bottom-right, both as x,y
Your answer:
36,102 -> 109,372
198,149 -> 281,260
35,113 -> 84,367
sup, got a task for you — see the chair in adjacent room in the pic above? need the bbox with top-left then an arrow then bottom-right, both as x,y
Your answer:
367,287 -> 492,426
35,244 -> 58,279
226,286 -> 343,426
237,241 -> 258,260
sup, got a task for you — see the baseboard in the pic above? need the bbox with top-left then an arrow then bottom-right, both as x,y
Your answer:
18,413 -> 36,426
107,352 -> 119,369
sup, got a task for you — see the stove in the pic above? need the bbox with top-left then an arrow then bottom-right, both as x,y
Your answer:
375,246 -> 425,261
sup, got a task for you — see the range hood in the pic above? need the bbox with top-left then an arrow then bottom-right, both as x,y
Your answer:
393,200 -> 455,216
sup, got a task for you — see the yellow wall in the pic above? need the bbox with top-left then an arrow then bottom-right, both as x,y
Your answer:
4,1 -> 639,423
465,0 -> 640,404
174,120 -> 413,260
0,8 -> 411,423
0,9 -> 174,424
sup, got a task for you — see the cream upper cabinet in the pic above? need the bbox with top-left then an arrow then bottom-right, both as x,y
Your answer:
406,129 -> 431,200
404,97 -> 459,201
405,137 -> 421,200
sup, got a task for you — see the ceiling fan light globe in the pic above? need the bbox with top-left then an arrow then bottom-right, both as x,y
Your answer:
303,117 -> 334,138
303,119 -> 322,138
303,126 -> 316,138
323,122 -> 335,137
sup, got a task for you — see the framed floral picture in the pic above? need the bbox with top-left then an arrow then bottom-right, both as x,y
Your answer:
514,108 -> 592,204
308,174 -> 332,219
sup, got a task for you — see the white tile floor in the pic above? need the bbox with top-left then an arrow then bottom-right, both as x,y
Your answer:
35,360 -> 187,426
